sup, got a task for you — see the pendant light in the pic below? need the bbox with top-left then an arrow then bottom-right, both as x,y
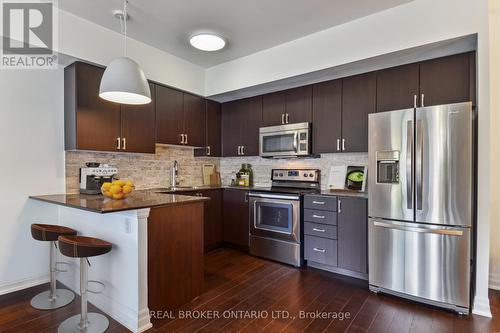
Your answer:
99,0 -> 151,105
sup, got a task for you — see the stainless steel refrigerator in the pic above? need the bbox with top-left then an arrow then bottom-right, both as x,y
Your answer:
368,102 -> 473,314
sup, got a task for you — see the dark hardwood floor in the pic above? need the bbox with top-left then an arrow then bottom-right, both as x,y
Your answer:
1,248 -> 499,332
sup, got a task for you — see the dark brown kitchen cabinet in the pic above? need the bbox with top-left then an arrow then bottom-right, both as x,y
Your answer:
184,189 -> 222,252
120,83 -> 156,153
64,61 -> 155,153
341,72 -> 376,152
221,96 -> 262,157
195,100 -> 222,157
262,86 -> 312,126
376,63 -> 419,112
156,86 -> 206,147
183,93 -> 206,147
312,80 -> 342,154
337,197 -> 367,274
419,52 -> 473,107
222,189 -> 249,251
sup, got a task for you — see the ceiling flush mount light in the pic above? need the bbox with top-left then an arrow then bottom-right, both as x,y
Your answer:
99,0 -> 151,105
190,34 -> 225,51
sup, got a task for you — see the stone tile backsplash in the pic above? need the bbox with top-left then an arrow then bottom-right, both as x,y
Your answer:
65,145 -> 220,193
219,153 -> 368,190
65,145 -> 367,193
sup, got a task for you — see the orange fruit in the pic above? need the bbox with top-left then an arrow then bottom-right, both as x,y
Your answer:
113,192 -> 124,200
109,184 -> 122,194
122,185 -> 133,194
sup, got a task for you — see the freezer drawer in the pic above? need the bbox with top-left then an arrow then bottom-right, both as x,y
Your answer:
368,218 -> 470,312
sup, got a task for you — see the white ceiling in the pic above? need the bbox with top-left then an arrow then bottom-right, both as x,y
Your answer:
59,0 -> 412,68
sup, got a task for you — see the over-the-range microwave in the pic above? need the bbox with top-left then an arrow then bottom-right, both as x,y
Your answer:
259,122 -> 311,158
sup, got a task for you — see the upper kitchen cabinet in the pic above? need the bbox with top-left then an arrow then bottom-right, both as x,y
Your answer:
376,63 -> 419,112
195,100 -> 222,157
120,83 -> 156,153
312,80 -> 342,154
156,85 -> 206,147
419,52 -> 475,107
221,96 -> 262,157
262,86 -> 312,126
341,72 -> 376,153
64,62 -> 155,153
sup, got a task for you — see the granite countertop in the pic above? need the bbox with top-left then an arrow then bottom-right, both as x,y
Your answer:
29,189 -> 210,214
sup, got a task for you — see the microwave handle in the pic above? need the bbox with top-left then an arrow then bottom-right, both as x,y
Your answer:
294,132 -> 298,152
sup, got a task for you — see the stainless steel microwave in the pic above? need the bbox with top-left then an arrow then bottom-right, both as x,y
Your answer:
259,122 -> 311,158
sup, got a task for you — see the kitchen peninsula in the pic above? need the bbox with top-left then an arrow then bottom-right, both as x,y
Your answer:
29,190 -> 209,333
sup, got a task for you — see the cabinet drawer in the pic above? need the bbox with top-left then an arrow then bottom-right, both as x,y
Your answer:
304,195 -> 337,211
304,222 -> 337,239
304,209 -> 337,225
304,235 -> 337,266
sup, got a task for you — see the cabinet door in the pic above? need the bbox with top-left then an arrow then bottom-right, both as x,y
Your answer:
120,83 -> 156,153
155,85 -> 184,145
203,189 -> 222,252
376,63 -> 419,112
221,100 -> 242,157
262,91 -> 286,126
240,96 -> 262,156
337,197 -> 367,273
222,189 -> 249,251
419,53 -> 472,107
341,72 -> 376,152
312,80 -> 342,154
74,62 -> 121,152
195,100 -> 221,157
285,85 -> 312,124
183,93 -> 206,147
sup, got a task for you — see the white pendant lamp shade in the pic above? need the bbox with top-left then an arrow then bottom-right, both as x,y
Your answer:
99,57 -> 151,105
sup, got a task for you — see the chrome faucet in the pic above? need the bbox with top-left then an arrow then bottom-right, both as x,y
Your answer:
171,160 -> 179,187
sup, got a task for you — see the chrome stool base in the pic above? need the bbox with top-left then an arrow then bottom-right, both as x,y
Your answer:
31,289 -> 75,310
57,313 -> 109,333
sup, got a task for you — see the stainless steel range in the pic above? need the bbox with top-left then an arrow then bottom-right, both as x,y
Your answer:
249,169 -> 320,267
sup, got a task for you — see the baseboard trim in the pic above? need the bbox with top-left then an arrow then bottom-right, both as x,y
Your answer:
489,272 -> 500,290
472,295 -> 492,317
0,275 -> 49,296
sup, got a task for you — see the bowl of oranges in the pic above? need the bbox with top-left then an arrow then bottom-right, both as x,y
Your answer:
101,180 -> 135,200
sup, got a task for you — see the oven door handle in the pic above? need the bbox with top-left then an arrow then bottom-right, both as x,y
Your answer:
248,192 -> 300,200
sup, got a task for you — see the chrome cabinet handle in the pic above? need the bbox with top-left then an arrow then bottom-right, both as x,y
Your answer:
338,199 -> 342,213
312,228 -> 325,232
122,137 -> 126,150
180,134 -> 184,144
337,139 -> 340,151
342,138 -> 346,151
413,94 -> 417,108
241,146 -> 245,155
312,201 -> 325,205
116,137 -> 121,150
185,134 -> 188,145
285,113 -> 289,124
313,247 -> 326,253
421,93 -> 425,107
237,146 -> 242,155
281,114 -> 285,124
312,214 -> 325,219
207,146 -> 211,156
406,120 -> 413,209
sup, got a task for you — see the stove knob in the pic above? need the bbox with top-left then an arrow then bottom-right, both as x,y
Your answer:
303,173 -> 308,177
279,173 -> 283,177
309,173 -> 314,178
274,173 -> 278,177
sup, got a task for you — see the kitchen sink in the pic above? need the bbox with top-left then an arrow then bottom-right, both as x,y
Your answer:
155,186 -> 200,192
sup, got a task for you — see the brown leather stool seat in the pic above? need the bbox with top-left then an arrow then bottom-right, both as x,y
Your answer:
31,224 -> 77,241
58,236 -> 112,258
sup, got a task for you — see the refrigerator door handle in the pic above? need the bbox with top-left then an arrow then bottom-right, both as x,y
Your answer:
373,221 -> 464,236
406,120 -> 413,210
416,120 -> 423,210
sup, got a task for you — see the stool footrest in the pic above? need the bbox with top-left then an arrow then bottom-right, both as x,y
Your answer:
87,280 -> 105,294
55,261 -> 70,273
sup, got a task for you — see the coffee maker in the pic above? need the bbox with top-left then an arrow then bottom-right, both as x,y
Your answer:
79,163 -> 118,194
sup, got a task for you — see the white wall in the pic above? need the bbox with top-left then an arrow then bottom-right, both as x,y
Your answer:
0,69 -> 65,293
205,0 -> 492,317
488,0 -> 500,290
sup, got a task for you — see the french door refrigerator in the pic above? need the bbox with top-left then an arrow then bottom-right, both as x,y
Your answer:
368,102 -> 473,314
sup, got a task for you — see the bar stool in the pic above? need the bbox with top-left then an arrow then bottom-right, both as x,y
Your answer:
57,235 -> 112,333
30,224 -> 77,310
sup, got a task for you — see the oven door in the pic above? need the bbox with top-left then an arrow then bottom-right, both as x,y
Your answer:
249,193 -> 300,243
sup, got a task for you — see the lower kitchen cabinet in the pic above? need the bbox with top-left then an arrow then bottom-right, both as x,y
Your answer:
222,188 -> 249,251
304,194 -> 368,279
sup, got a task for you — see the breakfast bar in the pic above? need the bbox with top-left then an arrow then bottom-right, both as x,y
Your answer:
29,190 -> 209,333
